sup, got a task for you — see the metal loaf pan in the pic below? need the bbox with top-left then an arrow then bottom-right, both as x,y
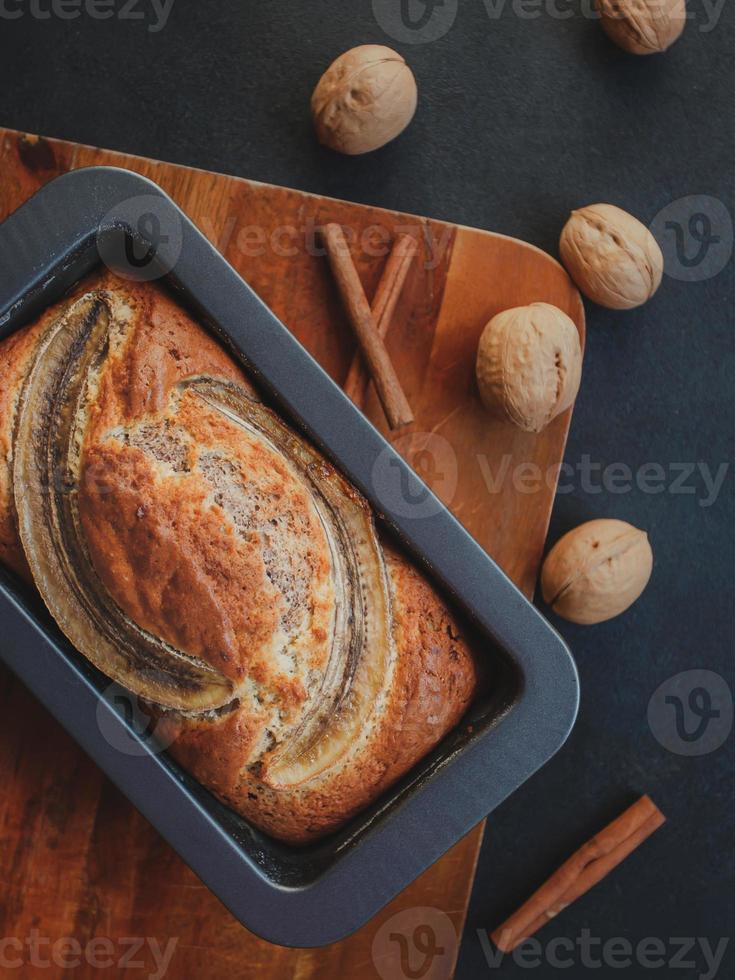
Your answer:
0,167 -> 579,948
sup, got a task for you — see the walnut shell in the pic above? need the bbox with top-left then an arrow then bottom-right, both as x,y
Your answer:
560,204 -> 664,310
311,45 -> 418,155
541,519 -> 653,625
597,0 -> 686,55
475,303 -> 583,434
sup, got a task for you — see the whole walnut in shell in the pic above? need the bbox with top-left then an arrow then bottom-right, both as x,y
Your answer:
475,303 -> 582,434
311,45 -> 418,155
597,0 -> 687,55
541,519 -> 653,625
560,204 -> 664,310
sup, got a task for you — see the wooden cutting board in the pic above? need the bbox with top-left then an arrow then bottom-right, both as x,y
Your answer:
0,127 -> 584,980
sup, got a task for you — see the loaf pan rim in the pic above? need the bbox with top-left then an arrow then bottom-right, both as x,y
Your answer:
0,166 -> 579,947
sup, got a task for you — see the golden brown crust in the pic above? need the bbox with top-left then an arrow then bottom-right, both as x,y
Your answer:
0,316 -> 52,581
79,438 -> 279,686
0,272 -> 478,845
0,270 -> 246,580
86,275 -> 247,436
158,548 -> 477,843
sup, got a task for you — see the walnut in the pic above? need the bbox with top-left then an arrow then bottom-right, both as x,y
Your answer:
560,204 -> 664,310
475,303 -> 583,434
541,519 -> 653,625
597,0 -> 687,55
311,45 -> 418,155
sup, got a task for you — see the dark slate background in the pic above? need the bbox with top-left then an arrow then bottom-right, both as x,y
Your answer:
0,1 -> 733,977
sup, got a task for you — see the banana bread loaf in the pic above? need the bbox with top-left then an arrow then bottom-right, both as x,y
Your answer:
0,271 -> 477,843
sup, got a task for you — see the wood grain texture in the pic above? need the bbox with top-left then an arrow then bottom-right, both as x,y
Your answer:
0,127 -> 584,980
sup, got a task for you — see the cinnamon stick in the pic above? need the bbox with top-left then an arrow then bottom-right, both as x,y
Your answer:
491,795 -> 666,954
321,223 -> 414,430
344,233 -> 417,407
